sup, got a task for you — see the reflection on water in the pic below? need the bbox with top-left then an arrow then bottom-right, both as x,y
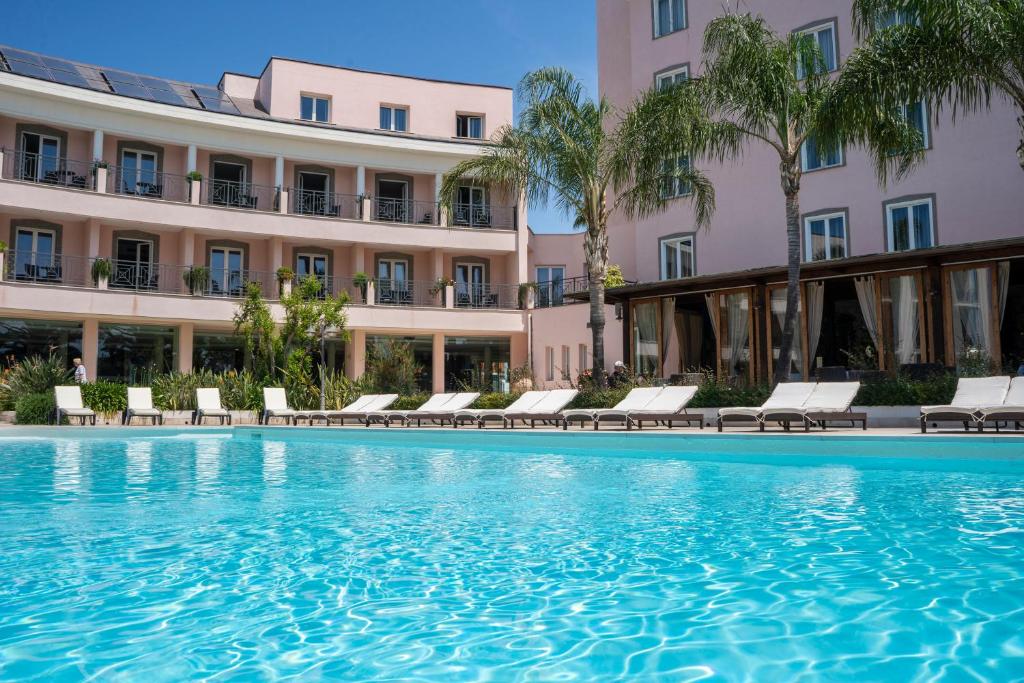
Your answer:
53,441 -> 82,494
195,439 -> 221,492
126,440 -> 152,486
262,441 -> 287,486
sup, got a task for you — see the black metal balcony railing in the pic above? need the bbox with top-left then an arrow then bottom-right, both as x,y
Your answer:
454,283 -> 518,309
288,188 -> 361,220
2,251 -> 90,287
451,203 -> 517,230
107,165 -> 191,203
372,198 -> 437,225
373,278 -> 441,307
1,150 -> 93,189
203,179 -> 279,212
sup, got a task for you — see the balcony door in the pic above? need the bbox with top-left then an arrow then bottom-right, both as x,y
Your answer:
297,171 -> 329,215
376,179 -> 409,222
455,185 -> 488,226
211,161 -> 247,207
114,238 -> 154,290
13,227 -> 57,281
377,258 -> 409,304
536,266 -> 565,307
120,149 -> 158,196
296,253 -> 328,295
20,132 -> 61,182
209,247 -> 244,296
455,262 -> 486,307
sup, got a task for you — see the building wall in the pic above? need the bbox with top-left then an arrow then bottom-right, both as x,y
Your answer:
598,0 -> 1024,282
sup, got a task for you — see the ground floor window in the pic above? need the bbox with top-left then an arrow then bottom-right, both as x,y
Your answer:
445,337 -> 510,392
768,287 -> 806,379
98,324 -> 175,382
0,318 -> 81,368
632,300 -> 660,378
718,291 -> 753,379
367,335 -> 432,392
193,331 -> 245,374
946,263 -> 1009,370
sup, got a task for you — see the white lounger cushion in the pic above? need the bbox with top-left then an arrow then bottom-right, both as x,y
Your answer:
921,376 -> 1011,415
127,388 -> 161,415
367,393 -> 456,417
719,382 -> 817,418
55,385 -> 91,412
196,388 -> 228,415
762,382 -> 861,418
976,376 -> 1024,417
263,387 -> 295,414
455,390 -> 547,417
514,389 -> 578,414
630,385 -> 697,414
563,387 -> 664,418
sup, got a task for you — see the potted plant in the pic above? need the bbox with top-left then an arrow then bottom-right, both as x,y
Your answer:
276,266 -> 295,297
185,171 -> 203,182
518,281 -> 539,309
430,276 -> 455,304
92,160 -> 109,170
182,265 -> 210,296
352,271 -> 370,303
91,257 -> 112,289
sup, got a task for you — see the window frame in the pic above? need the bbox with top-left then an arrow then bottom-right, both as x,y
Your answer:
802,209 -> 849,261
536,265 -> 566,306
659,233 -> 696,280
578,343 -> 588,374
885,195 -> 936,253
652,0 -> 687,38
561,345 -> 571,381
654,64 -> 689,90
794,19 -> 839,78
659,154 -> 691,199
800,135 -> 845,172
19,131 -> 62,181
379,104 -> 409,132
14,226 -> 57,263
545,346 -> 555,382
455,113 -> 484,139
300,93 -> 331,123
900,100 -> 931,150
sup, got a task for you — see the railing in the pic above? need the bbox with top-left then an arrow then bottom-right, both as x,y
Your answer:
203,179 -> 279,212
454,283 -> 519,309
109,260 -> 187,294
2,251 -> 91,287
450,203 -> 517,230
288,188 -> 361,220
107,165 -> 191,203
198,269 -> 277,299
373,278 -> 441,307
372,198 -> 437,225
534,276 -> 637,307
1,150 -> 94,189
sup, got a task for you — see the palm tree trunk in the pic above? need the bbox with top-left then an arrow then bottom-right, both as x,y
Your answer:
775,162 -> 802,385
585,218 -> 610,389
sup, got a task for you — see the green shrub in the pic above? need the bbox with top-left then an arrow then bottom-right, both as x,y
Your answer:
16,392 -> 54,424
566,387 -> 631,410
690,382 -> 771,408
472,392 -> 520,410
218,370 -> 264,411
1,355 -> 71,406
81,381 -> 127,416
151,372 -> 201,410
854,373 -> 956,406
391,392 -> 431,411
364,338 -> 421,395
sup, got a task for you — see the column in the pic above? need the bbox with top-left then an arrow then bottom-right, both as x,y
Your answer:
431,248 -> 444,281
346,329 -> 366,380
275,156 -> 287,214
179,229 -> 195,267
357,166 -> 370,221
350,245 -> 365,274
187,144 -> 197,174
178,323 -> 194,373
269,237 -> 283,273
82,318 -> 99,382
434,172 -> 447,226
86,219 -> 101,257
92,129 -> 104,161
432,332 -> 446,393
515,191 -> 529,285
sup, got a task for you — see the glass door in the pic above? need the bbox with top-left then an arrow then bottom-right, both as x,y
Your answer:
211,161 -> 246,207
121,150 -> 158,196
210,247 -> 244,296
455,263 -> 486,307
376,180 -> 409,222
377,258 -> 408,304
297,253 -> 328,295
20,132 -> 61,182
297,172 -> 328,215
456,186 -> 487,226
114,238 -> 154,290
14,228 -> 56,281
536,266 -> 565,306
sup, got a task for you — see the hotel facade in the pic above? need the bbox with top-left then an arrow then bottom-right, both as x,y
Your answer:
0,46 -> 601,391
597,0 -> 1024,383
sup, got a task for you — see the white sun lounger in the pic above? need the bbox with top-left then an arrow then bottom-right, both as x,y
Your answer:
453,390 -> 548,428
503,389 -> 580,428
363,392 -> 456,427
562,387 -> 664,430
302,393 -> 379,426
123,387 -> 163,425
373,392 -> 482,427
261,387 -> 297,425
760,381 -> 864,431
54,385 -> 96,425
326,394 -> 399,426
623,385 -> 702,430
921,376 -> 1012,433
193,388 -> 231,425
717,382 -> 817,431
975,377 -> 1024,432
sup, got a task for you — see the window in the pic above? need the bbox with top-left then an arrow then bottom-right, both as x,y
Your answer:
113,238 -> 154,290
900,101 -> 930,149
536,266 -> 565,307
653,0 -> 686,37
377,258 -> 409,284
795,22 -> 838,78
545,346 -> 555,382
296,253 -> 328,290
660,235 -> 695,280
295,171 -> 330,216
886,198 -> 934,252
801,135 -> 843,171
300,94 -> 330,123
578,344 -> 588,374
19,132 -> 61,182
209,246 -> 245,296
12,226 -> 57,281
561,345 -> 571,380
659,154 -> 690,199
456,114 -> 483,139
655,65 -> 689,90
210,161 -> 248,207
804,212 -> 847,261
379,105 -> 408,132
454,185 -> 489,226
455,262 -> 487,307
119,149 -> 158,195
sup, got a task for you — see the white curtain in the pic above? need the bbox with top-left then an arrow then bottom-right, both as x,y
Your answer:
806,281 -> 825,369
854,277 -> 880,351
889,275 -> 920,366
950,268 -> 994,359
661,297 -> 679,378
705,293 -> 719,343
771,288 -> 802,378
724,292 -> 750,377
634,301 -> 659,376
998,261 -> 1010,327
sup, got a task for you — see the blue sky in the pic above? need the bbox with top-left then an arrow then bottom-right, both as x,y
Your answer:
0,0 -> 596,233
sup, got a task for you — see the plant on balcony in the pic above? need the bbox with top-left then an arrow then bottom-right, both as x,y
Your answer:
0,240 -> 8,252
92,160 -> 108,170
183,265 -> 210,295
352,271 -> 370,303
186,171 -> 203,182
275,266 -> 295,284
517,281 -> 539,309
429,276 -> 455,303
90,257 -> 112,286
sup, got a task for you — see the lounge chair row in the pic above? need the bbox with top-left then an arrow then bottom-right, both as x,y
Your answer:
920,376 -> 1024,432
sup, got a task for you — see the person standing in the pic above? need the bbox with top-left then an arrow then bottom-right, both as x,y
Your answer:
72,357 -> 87,384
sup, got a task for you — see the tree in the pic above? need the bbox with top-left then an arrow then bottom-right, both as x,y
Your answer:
631,13 -> 924,382
845,0 -> 1024,171
439,68 -> 714,387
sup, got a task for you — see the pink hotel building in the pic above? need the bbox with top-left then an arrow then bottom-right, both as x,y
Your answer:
0,46 -> 603,390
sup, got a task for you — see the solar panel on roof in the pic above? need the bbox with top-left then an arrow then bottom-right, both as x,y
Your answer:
139,76 -> 186,105
191,85 -> 239,114
3,54 -> 52,80
1,47 -> 44,65
42,58 -> 92,88
102,68 -> 144,86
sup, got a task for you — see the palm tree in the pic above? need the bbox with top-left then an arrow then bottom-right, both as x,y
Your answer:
631,13 -> 924,383
845,0 -> 1024,171
440,67 -> 714,387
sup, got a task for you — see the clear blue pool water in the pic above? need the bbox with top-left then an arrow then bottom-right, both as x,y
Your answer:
1,428 -> 1023,681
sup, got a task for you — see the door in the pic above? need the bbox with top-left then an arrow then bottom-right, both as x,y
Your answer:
114,238 -> 154,289
376,179 -> 408,222
536,266 -> 565,306
14,228 -> 57,281
20,132 -> 61,182
210,247 -> 244,296
377,258 -> 409,303
296,253 -> 328,295
456,186 -> 487,226
121,150 -> 158,196
211,161 -> 246,207
455,263 -> 486,306
297,172 -> 328,215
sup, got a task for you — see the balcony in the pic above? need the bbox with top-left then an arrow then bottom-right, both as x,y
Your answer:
534,276 -> 636,308
203,179 -> 280,213
0,150 -> 94,190
288,188 -> 361,220
450,202 -> 516,230
106,165 -> 191,203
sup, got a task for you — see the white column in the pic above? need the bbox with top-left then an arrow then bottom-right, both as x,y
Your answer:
432,333 -> 446,393
92,130 -> 104,161
187,144 -> 197,174
274,155 -> 285,188
356,165 -> 366,196
178,323 -> 194,373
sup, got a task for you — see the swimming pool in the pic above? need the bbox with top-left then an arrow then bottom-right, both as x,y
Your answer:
1,428 -> 1022,681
